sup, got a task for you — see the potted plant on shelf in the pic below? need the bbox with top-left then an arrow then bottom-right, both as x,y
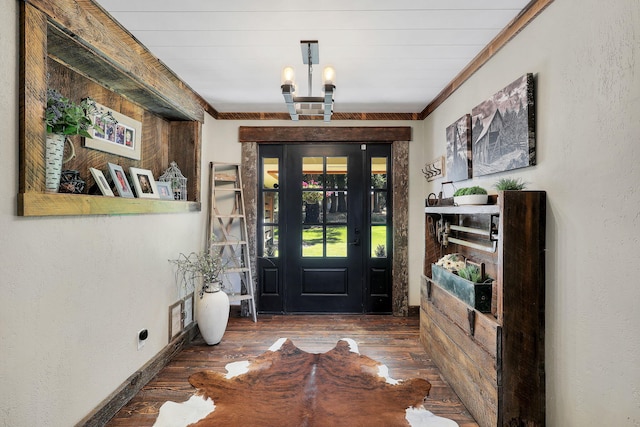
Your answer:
432,254 -> 493,313
45,88 -> 116,193
494,177 -> 527,191
169,246 -> 230,345
453,186 -> 488,205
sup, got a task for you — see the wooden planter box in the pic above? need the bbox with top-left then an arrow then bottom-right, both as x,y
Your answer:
431,264 -> 492,313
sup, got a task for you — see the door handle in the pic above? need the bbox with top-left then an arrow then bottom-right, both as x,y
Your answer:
349,238 -> 361,246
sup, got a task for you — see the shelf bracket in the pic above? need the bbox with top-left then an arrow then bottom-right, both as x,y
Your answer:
467,308 -> 476,336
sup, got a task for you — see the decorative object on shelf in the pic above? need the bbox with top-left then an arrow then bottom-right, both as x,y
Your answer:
129,167 -> 160,199
421,156 -> 444,182
432,258 -> 493,313
89,167 -> 114,196
84,102 -> 142,160
494,176 -> 528,190
446,114 -> 472,182
107,163 -> 134,198
58,170 -> 85,194
44,134 -> 74,192
45,88 -> 115,193
471,73 -> 535,177
156,181 -> 174,200
159,161 -> 188,201
453,186 -> 488,205
426,181 -> 457,207
169,243 -> 232,345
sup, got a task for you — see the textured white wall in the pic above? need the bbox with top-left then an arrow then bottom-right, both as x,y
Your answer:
0,2 -> 209,424
422,0 -> 640,425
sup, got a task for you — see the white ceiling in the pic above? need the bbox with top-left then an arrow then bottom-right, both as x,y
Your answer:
95,0 -> 530,115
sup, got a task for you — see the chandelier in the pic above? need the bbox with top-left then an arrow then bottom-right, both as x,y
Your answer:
281,40 -> 336,122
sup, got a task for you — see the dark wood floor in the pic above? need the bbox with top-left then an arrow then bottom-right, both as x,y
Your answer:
105,314 -> 478,426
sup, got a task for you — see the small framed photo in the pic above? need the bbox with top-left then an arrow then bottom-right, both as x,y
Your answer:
89,167 -> 114,196
168,300 -> 184,342
182,293 -> 194,328
129,167 -> 159,199
85,103 -> 142,160
156,181 -> 174,200
108,163 -> 134,198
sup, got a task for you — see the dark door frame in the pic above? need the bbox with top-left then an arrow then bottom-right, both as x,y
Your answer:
239,126 -> 412,316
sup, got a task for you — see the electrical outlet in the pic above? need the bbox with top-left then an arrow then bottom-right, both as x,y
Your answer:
137,329 -> 148,350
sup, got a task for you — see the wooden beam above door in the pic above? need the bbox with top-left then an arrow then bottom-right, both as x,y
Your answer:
238,127 -> 412,143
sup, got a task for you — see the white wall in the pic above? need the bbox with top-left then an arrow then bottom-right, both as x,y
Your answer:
0,2 -> 211,424
422,0 -> 640,425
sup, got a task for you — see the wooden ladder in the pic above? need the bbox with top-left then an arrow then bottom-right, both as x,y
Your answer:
208,162 -> 257,322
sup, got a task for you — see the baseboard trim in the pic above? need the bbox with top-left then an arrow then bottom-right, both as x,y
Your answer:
76,324 -> 198,427
408,305 -> 420,317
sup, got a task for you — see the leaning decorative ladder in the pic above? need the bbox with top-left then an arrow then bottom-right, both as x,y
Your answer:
208,162 -> 257,322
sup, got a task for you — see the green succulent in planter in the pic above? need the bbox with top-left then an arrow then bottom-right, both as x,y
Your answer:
457,264 -> 483,283
494,177 -> 527,191
453,186 -> 488,196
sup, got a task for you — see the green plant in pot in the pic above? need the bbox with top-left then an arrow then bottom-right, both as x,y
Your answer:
453,186 -> 488,205
169,244 -> 231,345
494,177 -> 527,191
44,88 -> 116,193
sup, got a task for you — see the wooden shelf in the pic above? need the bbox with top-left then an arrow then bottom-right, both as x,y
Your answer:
18,193 -> 200,217
421,191 -> 546,427
18,0 -> 204,217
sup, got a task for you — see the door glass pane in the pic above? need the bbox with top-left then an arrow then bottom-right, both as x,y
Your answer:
302,225 -> 323,257
371,225 -> 387,258
371,191 -> 387,224
371,157 -> 387,189
264,226 -> 279,258
262,158 -> 279,189
326,156 -> 347,223
302,195 -> 324,223
263,192 -> 278,224
326,225 -> 347,257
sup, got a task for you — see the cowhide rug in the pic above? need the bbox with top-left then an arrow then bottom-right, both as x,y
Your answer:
153,338 -> 458,427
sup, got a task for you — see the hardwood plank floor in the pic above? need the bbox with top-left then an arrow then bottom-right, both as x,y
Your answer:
105,314 -> 479,427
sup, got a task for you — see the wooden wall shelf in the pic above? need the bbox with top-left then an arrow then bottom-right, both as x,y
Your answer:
421,191 -> 546,427
18,0 -> 204,217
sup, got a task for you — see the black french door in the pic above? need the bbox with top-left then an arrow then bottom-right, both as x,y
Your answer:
257,143 -> 392,313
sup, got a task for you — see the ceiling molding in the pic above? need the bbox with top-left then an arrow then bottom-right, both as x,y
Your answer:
419,0 -> 554,120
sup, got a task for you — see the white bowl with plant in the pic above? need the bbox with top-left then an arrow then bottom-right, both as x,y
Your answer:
453,186 -> 488,205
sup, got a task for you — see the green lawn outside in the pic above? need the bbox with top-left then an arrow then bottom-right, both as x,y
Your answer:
301,225 -> 387,257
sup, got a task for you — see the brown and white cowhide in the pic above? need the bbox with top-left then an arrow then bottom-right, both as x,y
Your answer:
153,338 -> 458,427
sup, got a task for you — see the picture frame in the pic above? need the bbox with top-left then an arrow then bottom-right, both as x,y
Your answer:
471,73 -> 536,177
182,292 -> 194,328
446,114 -> 472,182
84,103 -> 142,160
89,167 -> 114,196
156,181 -> 175,200
168,300 -> 184,342
107,162 -> 134,198
129,167 -> 160,199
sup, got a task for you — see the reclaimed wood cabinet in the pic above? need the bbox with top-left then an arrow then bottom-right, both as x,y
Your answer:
19,0 -> 204,216
421,191 -> 546,427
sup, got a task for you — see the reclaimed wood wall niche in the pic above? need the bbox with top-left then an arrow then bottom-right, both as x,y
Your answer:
19,0 -> 205,216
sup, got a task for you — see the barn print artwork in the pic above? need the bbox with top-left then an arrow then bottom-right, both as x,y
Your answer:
445,114 -> 472,182
471,73 -> 535,177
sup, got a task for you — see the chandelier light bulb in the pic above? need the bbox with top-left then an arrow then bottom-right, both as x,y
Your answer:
322,66 -> 336,86
282,66 -> 296,86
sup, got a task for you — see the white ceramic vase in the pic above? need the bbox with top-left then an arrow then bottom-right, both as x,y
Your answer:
196,286 -> 230,345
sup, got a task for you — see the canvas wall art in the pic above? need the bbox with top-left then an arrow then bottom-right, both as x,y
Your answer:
445,114 -> 472,182
471,73 -> 535,177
